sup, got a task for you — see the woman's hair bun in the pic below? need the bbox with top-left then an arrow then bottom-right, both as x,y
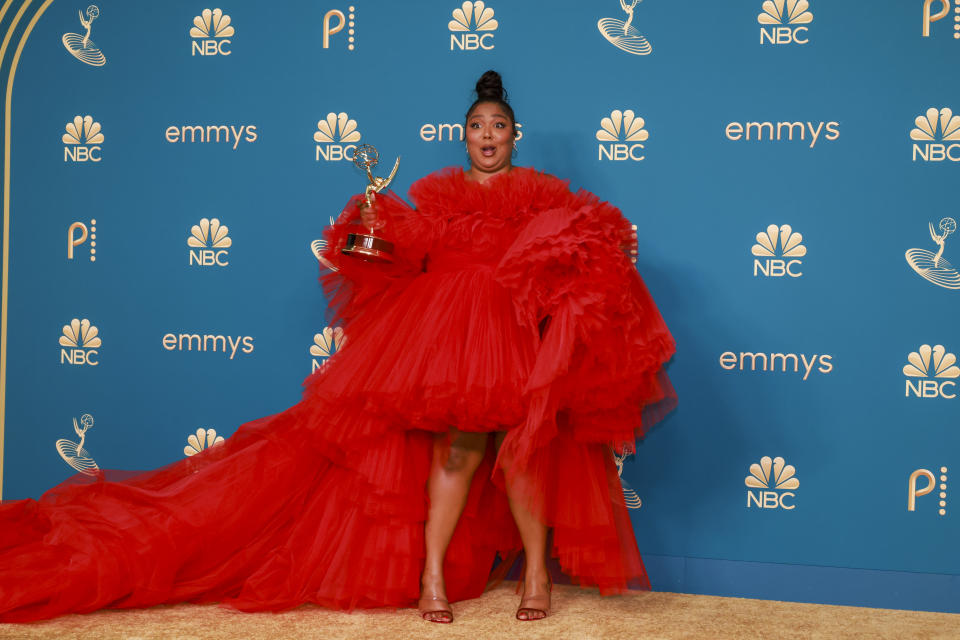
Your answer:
465,69 -> 517,136
475,70 -> 507,103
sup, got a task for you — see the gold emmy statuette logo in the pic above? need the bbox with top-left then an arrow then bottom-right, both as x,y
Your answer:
903,344 -> 959,399
62,5 -> 106,66
56,414 -> 100,475
745,456 -> 799,509
449,1 -> 498,51
315,112 -> 361,162
323,6 -> 356,50
184,427 -> 225,457
758,0 -> 813,44
613,447 -> 642,509
188,218 -> 231,267
911,107 -> 960,162
922,0 -> 960,38
310,326 -> 345,372
68,218 -> 97,262
59,318 -> 101,366
62,115 -> 103,162
311,216 -> 338,272
752,224 -> 806,277
908,467 -> 948,516
905,218 -> 958,289
190,8 -> 234,56
598,0 -> 651,56
596,110 -> 648,162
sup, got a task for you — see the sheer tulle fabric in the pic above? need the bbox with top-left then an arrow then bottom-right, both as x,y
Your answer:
0,167 -> 675,622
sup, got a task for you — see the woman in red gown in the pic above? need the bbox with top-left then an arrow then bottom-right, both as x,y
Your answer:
0,71 -> 675,624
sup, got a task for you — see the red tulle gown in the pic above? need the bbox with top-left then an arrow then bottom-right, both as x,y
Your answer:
0,167 -> 675,623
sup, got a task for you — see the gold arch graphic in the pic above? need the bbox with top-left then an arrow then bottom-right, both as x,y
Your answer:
1,0 -> 57,500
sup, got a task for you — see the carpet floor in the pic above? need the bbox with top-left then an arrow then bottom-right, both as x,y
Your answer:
0,583 -> 956,640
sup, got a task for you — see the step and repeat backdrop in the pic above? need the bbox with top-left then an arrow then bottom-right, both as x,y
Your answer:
1,0 -> 958,612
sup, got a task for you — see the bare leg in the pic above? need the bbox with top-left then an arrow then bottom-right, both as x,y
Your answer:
497,433 -> 550,620
420,428 -> 488,622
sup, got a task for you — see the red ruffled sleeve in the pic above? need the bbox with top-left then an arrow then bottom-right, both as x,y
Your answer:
494,186 -> 676,468
319,190 -> 437,331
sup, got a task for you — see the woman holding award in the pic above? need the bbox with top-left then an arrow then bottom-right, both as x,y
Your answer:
0,71 -> 674,624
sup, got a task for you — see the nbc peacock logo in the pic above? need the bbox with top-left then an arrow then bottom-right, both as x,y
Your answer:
190,8 -> 234,56
908,466 -> 948,517
59,318 -> 101,366
188,218 -> 231,267
745,456 -> 799,510
55,414 -> 99,476
596,110 -> 648,162
314,112 -> 361,162
911,107 -> 960,162
598,0 -> 651,56
62,115 -> 103,162
903,344 -> 959,399
310,326 -> 345,372
758,0 -> 813,44
751,224 -> 806,277
184,427 -> 225,457
62,5 -> 106,66
448,1 -> 498,51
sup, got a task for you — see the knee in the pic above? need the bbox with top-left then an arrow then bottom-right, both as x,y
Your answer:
442,445 -> 485,475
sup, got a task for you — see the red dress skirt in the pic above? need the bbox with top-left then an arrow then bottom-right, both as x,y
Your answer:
0,167 -> 675,622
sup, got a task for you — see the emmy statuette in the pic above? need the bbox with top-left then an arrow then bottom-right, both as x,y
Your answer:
342,144 -> 400,263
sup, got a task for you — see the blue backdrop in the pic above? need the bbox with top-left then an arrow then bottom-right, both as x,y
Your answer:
1,0 -> 958,613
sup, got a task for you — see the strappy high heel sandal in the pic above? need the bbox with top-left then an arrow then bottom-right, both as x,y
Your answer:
419,594 -> 453,623
516,573 -> 552,621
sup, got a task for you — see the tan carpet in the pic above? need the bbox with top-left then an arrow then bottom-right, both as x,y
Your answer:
0,583 -> 957,640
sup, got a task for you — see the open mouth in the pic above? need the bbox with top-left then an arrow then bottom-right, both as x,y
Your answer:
481,146 -> 496,157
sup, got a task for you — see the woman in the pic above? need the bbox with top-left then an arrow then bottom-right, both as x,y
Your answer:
0,71 -> 674,624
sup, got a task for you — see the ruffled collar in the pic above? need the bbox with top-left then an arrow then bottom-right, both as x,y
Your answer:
409,166 -> 570,218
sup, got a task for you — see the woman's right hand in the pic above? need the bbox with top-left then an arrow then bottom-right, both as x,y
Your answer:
359,203 -> 380,231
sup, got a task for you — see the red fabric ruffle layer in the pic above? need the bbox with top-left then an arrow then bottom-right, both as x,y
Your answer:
0,167 -> 675,623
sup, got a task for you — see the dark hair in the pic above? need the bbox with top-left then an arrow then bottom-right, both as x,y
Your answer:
465,70 -> 517,137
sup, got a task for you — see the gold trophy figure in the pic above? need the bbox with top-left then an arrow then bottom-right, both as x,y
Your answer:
342,144 -> 400,263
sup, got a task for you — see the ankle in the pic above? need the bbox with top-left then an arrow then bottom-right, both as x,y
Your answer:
420,570 -> 446,595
